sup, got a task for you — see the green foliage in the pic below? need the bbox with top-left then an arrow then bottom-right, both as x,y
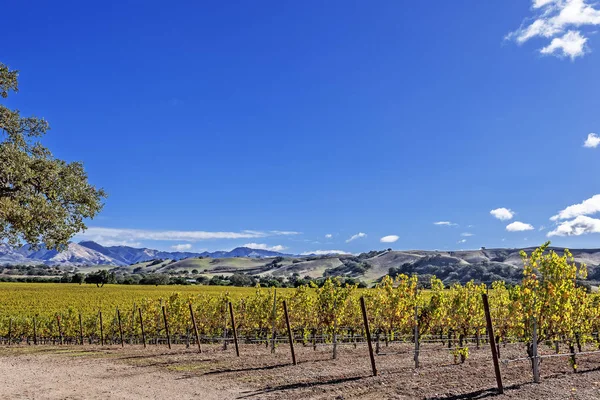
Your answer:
520,242 -> 590,358
139,273 -> 170,286
84,270 -> 116,287
0,63 -> 18,98
0,62 -> 106,250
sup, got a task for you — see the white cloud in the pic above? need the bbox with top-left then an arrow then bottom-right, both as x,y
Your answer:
242,243 -> 287,252
490,208 -> 515,221
548,215 -> 600,236
549,195 -> 600,237
461,232 -> 474,237
551,194 -> 600,221
171,244 -> 192,251
584,133 -> 600,148
346,232 -> 367,243
540,30 -> 588,59
434,221 -> 457,226
457,239 -> 467,244
300,250 -> 348,256
325,234 -> 333,239
506,221 -> 535,231
380,235 -> 399,243
538,225 -> 547,231
534,0 -> 559,8
508,0 -> 600,59
77,227 -> 300,243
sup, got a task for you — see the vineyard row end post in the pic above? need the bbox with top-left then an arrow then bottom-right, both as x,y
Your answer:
79,313 -> 84,345
229,302 -> 240,357
271,289 -> 277,354
333,299 -> 338,360
189,303 -> 202,353
117,309 -> 124,348
532,315 -> 540,383
162,305 -> 171,350
33,316 -> 37,345
414,305 -> 419,369
360,297 -> 377,377
138,308 -> 146,348
99,311 -> 104,346
283,300 -> 296,365
482,293 -> 503,394
57,315 -> 63,345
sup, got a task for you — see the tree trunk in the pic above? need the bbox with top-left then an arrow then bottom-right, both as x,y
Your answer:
569,343 -> 577,373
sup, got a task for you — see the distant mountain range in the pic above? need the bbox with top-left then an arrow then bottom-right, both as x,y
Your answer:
0,241 -> 294,266
4,242 -> 600,287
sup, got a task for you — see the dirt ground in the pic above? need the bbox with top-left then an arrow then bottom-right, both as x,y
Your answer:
2,341 -> 600,399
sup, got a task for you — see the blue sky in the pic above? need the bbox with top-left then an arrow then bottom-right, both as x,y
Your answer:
2,1 -> 600,254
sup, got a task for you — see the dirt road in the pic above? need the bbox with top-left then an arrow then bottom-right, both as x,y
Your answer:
0,349 -> 241,400
2,343 -> 600,399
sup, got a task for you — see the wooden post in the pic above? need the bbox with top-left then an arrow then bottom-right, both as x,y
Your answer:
33,317 -> 37,345
532,316 -> 540,383
162,305 -> 171,349
189,303 -> 202,353
117,309 -> 124,347
360,297 -> 377,377
333,299 -> 338,360
138,308 -> 146,348
8,318 -> 12,346
79,313 -> 84,345
228,302 -> 240,357
99,311 -> 104,346
130,303 -> 136,345
57,315 -> 63,345
414,305 -> 420,369
482,293 -> 503,394
221,303 -> 228,350
283,300 -> 296,365
271,289 -> 277,353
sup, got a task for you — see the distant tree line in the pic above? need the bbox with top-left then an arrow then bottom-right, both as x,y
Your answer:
1,269 -> 368,288
0,264 -> 64,276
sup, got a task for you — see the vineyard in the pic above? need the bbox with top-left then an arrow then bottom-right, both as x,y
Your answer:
1,243 -> 600,393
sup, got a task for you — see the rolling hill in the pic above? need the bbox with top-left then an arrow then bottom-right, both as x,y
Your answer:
105,246 -> 600,286
3,242 -> 600,286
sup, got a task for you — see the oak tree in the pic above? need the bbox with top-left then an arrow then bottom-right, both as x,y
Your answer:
0,62 -> 106,250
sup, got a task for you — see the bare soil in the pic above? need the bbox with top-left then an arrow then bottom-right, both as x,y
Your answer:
2,341 -> 600,399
